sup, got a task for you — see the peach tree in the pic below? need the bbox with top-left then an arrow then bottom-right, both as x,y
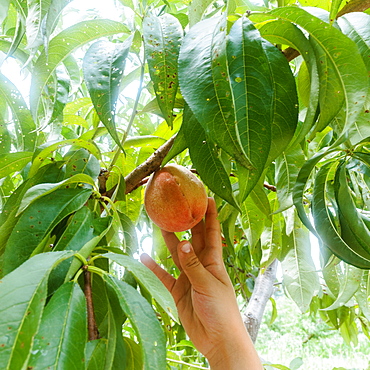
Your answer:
0,0 -> 369,368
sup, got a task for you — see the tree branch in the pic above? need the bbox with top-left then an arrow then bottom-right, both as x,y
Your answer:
337,0 -> 370,17
122,166 -> 276,195
282,1 -> 370,62
242,259 -> 278,343
84,268 -> 100,341
124,135 -> 176,194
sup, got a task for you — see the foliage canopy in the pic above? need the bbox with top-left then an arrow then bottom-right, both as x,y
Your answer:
0,0 -> 370,368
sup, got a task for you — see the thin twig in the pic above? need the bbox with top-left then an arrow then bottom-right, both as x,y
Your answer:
109,62 -> 145,172
84,268 -> 100,341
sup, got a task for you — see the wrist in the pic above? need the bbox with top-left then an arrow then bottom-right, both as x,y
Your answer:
206,328 -> 263,370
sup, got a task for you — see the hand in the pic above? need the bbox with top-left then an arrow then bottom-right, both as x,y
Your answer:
141,198 -> 263,369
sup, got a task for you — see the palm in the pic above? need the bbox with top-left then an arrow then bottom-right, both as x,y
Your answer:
153,200 -> 237,354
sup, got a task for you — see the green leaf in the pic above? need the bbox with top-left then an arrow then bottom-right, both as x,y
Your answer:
30,19 -> 130,122
265,7 -> 368,136
28,138 -> 101,178
28,282 -> 87,369
25,0 -> 51,50
83,37 -> 132,149
261,39 -> 298,163
104,276 -> 166,370
161,128 -> 187,166
240,194 -> 267,251
188,0 -> 213,27
355,272 -> 370,321
143,13 -> 182,128
250,184 -> 271,218
0,112 -> 11,155
49,71 -> 71,123
0,169 -> 62,254
261,193 -> 283,268
312,162 -> 370,268
293,147 -> 339,236
281,212 -> 320,313
3,188 -> 92,274
227,16 -> 274,192
337,13 -> 370,145
322,264 -> 363,311
257,18 -> 319,149
221,206 -> 238,252
123,337 -> 143,370
118,212 -> 139,256
48,207 -> 96,292
91,275 -> 123,369
338,13 -> 370,72
275,146 -> 305,212
123,135 -> 166,149
182,105 -> 238,209
64,97 -> 92,115
0,72 -> 37,151
290,357 -> 304,370
322,256 -> 342,298
310,38 -> 345,133
0,152 -> 33,180
297,61 -> 311,108
0,0 -> 10,26
85,339 -> 108,370
43,0 -> 73,53
0,251 -> 73,370
330,0 -> 344,22
269,297 -> 278,326
64,148 -> 100,180
108,283 -> 131,369
63,54 -> 81,94
54,207 -> 95,252
335,163 -> 370,256
18,174 -> 97,215
65,216 -> 113,282
5,11 -> 26,59
10,0 -> 28,18
178,16 -> 251,169
63,114 -> 89,129
103,253 -> 178,322
339,314 -> 359,346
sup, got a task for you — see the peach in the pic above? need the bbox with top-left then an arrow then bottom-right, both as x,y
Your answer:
144,164 -> 208,232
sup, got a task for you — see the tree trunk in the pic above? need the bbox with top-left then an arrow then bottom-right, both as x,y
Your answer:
243,259 -> 278,343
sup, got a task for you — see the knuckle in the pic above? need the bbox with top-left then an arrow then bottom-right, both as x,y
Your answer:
184,255 -> 201,270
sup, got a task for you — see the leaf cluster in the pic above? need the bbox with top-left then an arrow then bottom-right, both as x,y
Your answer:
0,0 -> 370,367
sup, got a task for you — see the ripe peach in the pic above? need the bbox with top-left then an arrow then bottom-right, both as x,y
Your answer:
144,164 -> 208,232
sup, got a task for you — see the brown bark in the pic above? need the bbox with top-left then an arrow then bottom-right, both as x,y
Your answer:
84,269 -> 100,341
124,135 -> 176,194
337,0 -> 370,17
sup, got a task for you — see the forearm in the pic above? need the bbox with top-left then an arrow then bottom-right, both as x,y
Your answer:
207,328 -> 263,370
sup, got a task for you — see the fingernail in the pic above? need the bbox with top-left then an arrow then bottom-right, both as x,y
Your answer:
181,242 -> 191,253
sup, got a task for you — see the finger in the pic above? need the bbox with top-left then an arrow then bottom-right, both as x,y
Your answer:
205,197 -> 223,260
177,241 -> 217,293
190,218 -> 205,255
161,229 -> 181,268
140,253 -> 176,292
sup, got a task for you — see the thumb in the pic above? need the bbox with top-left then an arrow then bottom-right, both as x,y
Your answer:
177,241 -> 211,290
